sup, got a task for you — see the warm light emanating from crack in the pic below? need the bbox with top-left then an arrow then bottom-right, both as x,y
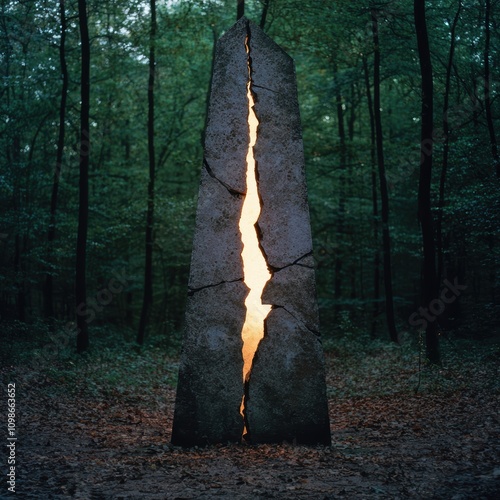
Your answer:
240,36 -> 272,391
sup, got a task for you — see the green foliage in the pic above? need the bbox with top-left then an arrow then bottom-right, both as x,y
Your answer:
4,318 -> 497,413
324,331 -> 500,399
0,0 -> 498,346
1,320 -> 180,403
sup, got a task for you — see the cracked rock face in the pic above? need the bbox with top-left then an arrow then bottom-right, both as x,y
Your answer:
188,167 -> 244,290
245,307 -> 331,445
251,26 -> 313,271
171,281 -> 247,446
261,260 -> 319,334
171,17 -> 330,447
203,18 -> 248,195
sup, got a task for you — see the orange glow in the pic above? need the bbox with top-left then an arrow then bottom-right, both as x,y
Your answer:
240,37 -> 272,388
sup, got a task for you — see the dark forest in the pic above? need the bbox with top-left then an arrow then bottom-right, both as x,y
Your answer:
1,0 -> 499,497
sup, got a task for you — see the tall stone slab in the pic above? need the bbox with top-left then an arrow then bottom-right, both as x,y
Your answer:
171,17 -> 330,447
170,19 -> 248,447
244,20 -> 330,445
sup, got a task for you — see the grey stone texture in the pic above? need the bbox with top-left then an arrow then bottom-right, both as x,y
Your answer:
203,18 -> 249,195
245,20 -> 330,445
261,256 -> 319,333
171,17 -> 330,447
171,20 -> 249,446
250,24 -> 314,270
188,167 -> 244,290
244,307 -> 331,445
171,281 -> 247,446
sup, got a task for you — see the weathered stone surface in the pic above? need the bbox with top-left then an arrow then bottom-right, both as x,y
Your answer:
172,19 -> 250,447
203,17 -> 249,194
172,17 -> 330,447
171,281 -> 247,446
249,23 -> 314,270
245,20 -> 330,445
188,167 -> 244,290
261,258 -> 319,333
245,307 -> 331,445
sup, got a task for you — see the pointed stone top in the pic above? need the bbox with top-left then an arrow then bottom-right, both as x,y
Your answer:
220,16 -> 292,63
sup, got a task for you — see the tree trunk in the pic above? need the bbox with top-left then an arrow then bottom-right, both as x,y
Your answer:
348,82 -> 355,142
11,41 -> 25,321
488,234 -> 496,305
363,54 -> 380,338
347,83 -> 356,300
45,0 -> 68,322
124,122 -> 134,328
12,132 -> 25,321
484,0 -> 500,177
76,0 -> 90,353
137,0 -> 157,345
260,0 -> 270,30
414,0 -> 439,364
437,0 -> 461,285
371,8 -> 398,343
201,25 -> 218,149
333,62 -> 346,319
237,0 -> 244,20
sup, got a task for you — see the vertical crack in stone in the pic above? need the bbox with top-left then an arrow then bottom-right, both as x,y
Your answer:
239,21 -> 272,439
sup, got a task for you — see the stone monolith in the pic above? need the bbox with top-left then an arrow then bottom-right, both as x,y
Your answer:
171,17 -> 330,447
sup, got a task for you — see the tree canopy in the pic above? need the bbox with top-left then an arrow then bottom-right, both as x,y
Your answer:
0,0 -> 498,354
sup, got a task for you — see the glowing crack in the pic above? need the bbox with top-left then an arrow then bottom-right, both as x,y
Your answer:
239,33 -> 272,424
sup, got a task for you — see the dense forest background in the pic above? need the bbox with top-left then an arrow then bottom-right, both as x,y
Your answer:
1,0 -> 499,361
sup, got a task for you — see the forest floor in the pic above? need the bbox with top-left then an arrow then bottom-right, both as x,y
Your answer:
1,328 -> 499,499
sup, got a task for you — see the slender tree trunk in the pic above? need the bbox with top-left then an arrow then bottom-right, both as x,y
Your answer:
237,0 -> 244,20
1,0 -> 22,319
14,248 -> 25,321
472,75 -> 480,130
484,0 -> 500,177
437,0 -> 461,285
76,0 -> 90,353
347,83 -> 356,300
45,0 -> 68,321
414,0 -> 439,364
13,136 -> 24,322
363,55 -> 380,338
24,115 -> 47,318
483,0 -> 498,303
137,0 -> 157,345
123,121 -> 134,327
202,26 -> 217,149
348,83 -> 355,142
260,0 -> 270,30
488,234 -> 496,304
371,8 -> 398,343
333,62 -> 346,319
12,44 -> 25,320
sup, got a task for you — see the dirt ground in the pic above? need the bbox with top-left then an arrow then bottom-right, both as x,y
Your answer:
4,350 -> 500,499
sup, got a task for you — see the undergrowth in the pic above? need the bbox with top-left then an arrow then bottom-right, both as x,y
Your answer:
1,322 -> 180,405
1,319 -> 498,404
323,324 -> 500,399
